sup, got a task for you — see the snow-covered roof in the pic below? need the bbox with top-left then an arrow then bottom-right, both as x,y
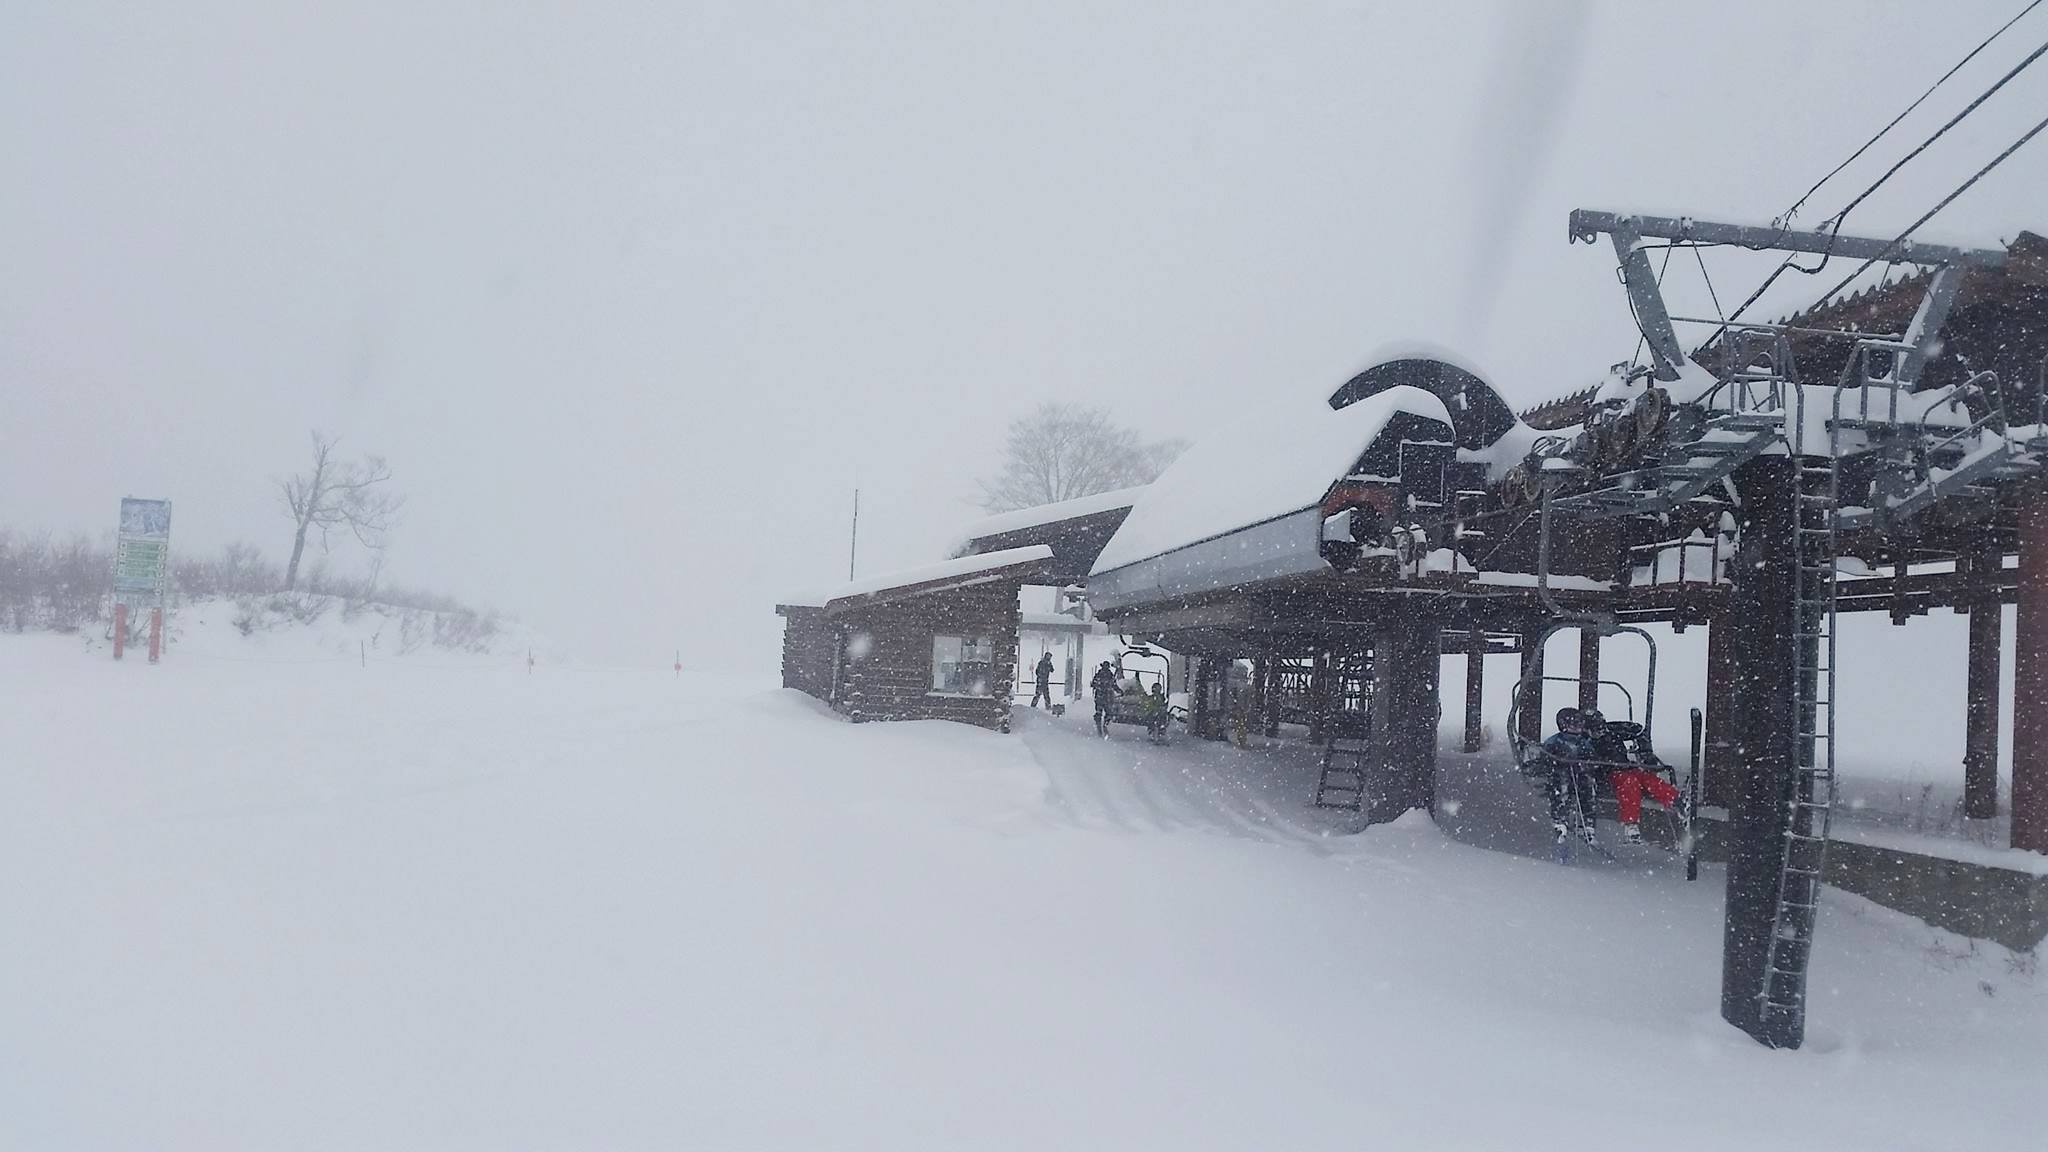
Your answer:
782,544 -> 1054,610
1091,383 -> 1453,577
1328,344 -> 1520,452
955,486 -> 1147,545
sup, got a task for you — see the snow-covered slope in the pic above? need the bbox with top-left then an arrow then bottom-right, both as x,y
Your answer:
1,632 -> 2038,1149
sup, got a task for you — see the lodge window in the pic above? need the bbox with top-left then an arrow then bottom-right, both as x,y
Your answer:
931,635 -> 995,696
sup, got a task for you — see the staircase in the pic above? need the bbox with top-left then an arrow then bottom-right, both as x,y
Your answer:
1550,410 -> 1783,519
1312,711 -> 1374,811
1553,330 -> 1797,521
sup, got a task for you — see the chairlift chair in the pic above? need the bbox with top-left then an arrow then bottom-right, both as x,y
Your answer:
1506,622 -> 1704,875
1105,644 -> 1182,742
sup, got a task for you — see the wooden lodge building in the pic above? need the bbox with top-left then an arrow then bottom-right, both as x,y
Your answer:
777,545 -> 1052,732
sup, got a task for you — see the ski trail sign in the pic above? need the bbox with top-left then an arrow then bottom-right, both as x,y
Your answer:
113,497 -> 171,662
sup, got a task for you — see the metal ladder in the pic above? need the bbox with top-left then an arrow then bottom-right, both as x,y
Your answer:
1756,359 -> 1859,1031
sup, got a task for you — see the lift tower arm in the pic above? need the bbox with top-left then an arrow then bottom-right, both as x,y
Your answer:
1567,209 -> 2006,385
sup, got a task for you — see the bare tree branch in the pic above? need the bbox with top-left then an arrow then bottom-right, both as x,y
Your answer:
277,431 -> 404,589
977,403 -> 1186,512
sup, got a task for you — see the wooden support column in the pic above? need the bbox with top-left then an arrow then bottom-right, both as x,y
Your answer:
1369,611 -> 1440,823
1190,658 -> 1214,740
1516,626 -> 1545,745
1253,655 -> 1269,733
2013,492 -> 2048,852
1703,616 -> 1739,808
1250,655 -> 1270,739
1964,547 -> 2003,821
1720,456 -> 1804,1050
1463,627 -> 1486,753
1578,628 -> 1601,713
1211,658 -> 1235,742
1309,650 -> 1331,744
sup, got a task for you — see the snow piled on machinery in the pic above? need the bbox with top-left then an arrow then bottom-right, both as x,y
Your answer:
1088,350 -> 1532,605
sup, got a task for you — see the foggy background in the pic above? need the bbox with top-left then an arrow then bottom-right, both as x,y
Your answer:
5,0 -> 2045,667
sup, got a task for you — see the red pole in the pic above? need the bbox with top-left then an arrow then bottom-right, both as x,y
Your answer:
147,607 -> 162,664
113,602 -> 127,660
2012,492 -> 2048,852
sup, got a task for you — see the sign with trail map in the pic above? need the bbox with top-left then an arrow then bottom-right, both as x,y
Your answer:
114,497 -> 172,597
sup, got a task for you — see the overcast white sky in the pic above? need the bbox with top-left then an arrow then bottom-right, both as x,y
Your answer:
5,1 -> 2046,666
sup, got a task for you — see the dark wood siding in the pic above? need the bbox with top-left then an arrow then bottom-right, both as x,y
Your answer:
837,580 -> 1021,732
778,606 -> 836,702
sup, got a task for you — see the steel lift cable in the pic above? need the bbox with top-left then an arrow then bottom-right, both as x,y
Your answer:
1815,110 -> 2048,309
1780,0 -> 2044,228
1712,29 -> 2048,342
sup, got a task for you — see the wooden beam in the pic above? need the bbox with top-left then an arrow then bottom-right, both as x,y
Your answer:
2013,492 -> 2048,852
1966,581 -> 2002,821
1463,627 -> 1486,754
1577,628 -> 1601,713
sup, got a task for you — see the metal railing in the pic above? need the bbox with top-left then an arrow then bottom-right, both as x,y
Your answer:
1626,535 -> 1726,587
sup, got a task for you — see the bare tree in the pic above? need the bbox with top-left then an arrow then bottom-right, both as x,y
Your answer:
977,403 -> 1187,512
277,432 -> 403,590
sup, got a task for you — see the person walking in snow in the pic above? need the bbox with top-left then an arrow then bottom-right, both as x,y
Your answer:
1540,707 -> 1598,845
1582,708 -> 1684,845
1031,651 -> 1055,709
1089,660 -> 1119,736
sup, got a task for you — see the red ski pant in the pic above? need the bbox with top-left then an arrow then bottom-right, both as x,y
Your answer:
1610,768 -> 1678,824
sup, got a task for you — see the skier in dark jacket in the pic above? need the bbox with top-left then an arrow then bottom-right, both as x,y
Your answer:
1089,661 -> 1120,736
1582,708 -> 1682,844
1031,652 -> 1055,709
1540,707 -> 1598,845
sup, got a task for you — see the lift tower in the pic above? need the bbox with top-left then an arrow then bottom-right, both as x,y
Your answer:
1557,211 -> 2008,1048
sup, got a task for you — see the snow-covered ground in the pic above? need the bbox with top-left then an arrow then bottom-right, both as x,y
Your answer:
2,620 -> 2040,1150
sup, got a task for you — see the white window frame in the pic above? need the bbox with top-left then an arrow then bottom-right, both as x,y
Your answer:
930,634 -> 996,697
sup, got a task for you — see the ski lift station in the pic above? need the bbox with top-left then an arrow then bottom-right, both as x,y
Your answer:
777,210 -> 2048,1050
